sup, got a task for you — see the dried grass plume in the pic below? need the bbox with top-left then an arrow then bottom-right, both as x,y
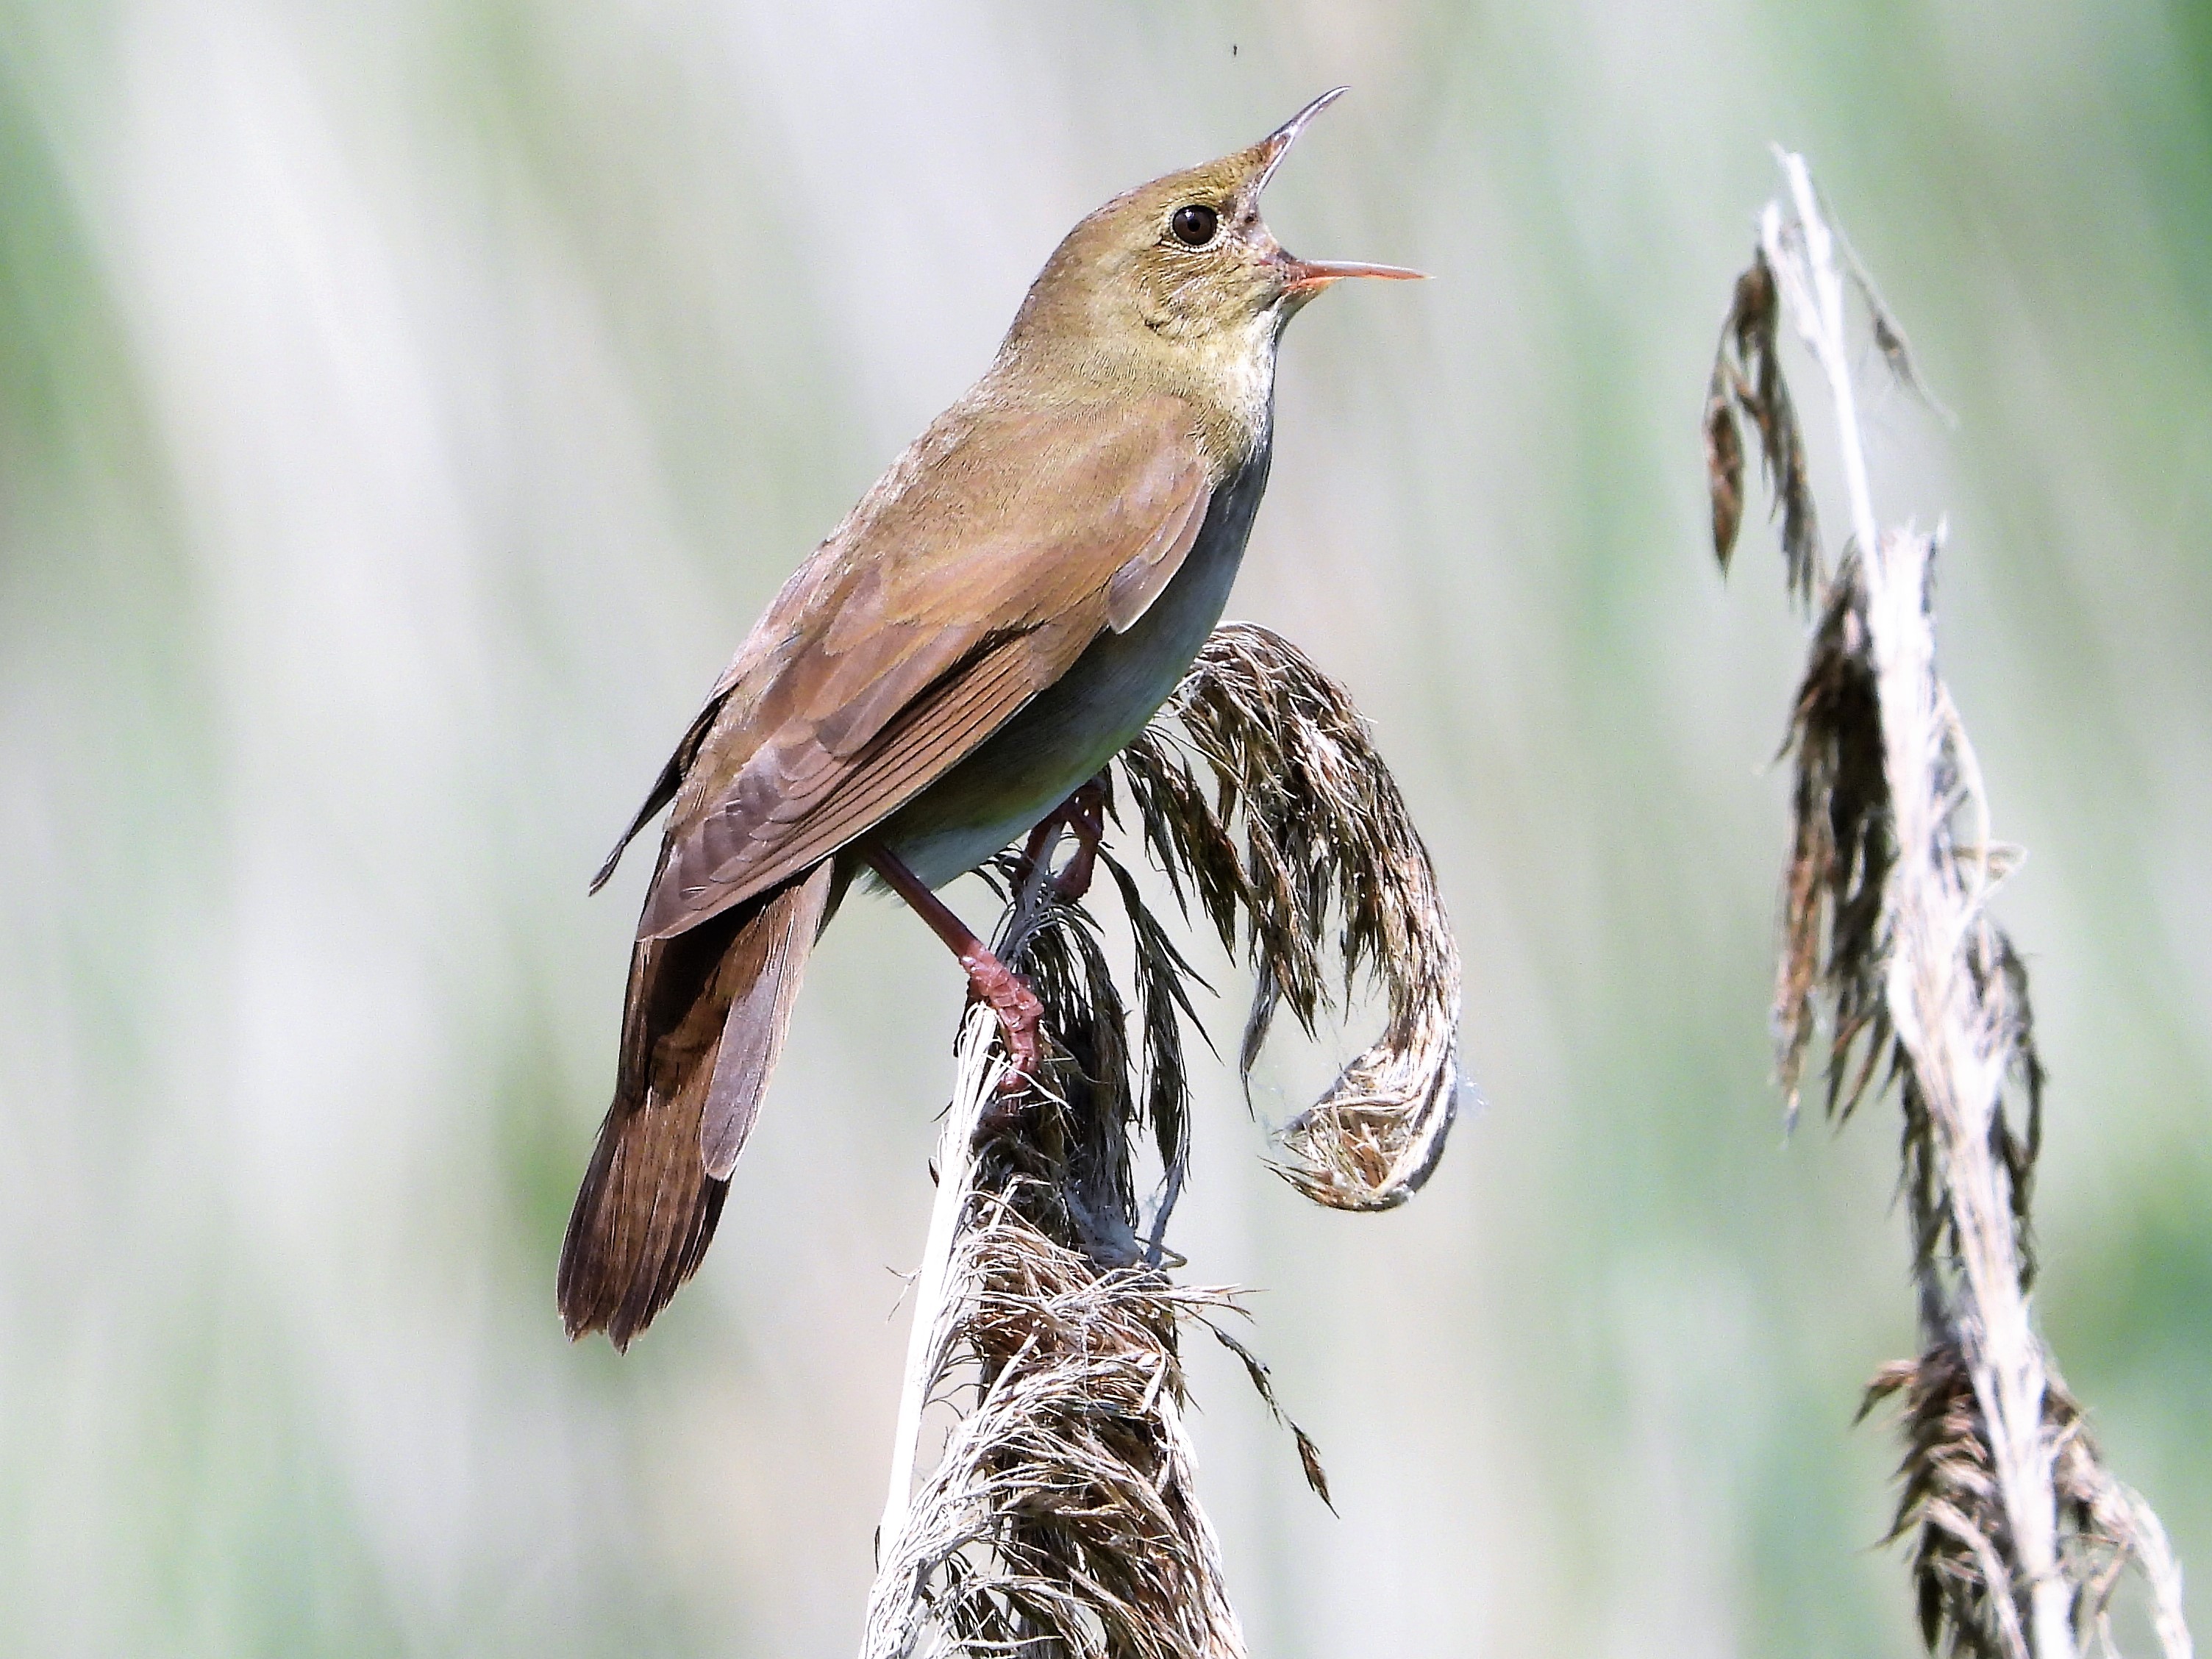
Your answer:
1705,149 -> 2189,1659
865,624 -> 1465,1656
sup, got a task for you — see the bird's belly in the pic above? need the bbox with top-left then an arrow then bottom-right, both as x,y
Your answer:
877,457 -> 1264,891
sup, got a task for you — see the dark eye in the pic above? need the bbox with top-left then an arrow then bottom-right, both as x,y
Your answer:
1170,204 -> 1219,248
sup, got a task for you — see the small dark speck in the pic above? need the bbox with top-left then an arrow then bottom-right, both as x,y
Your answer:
1231,43 -> 1238,56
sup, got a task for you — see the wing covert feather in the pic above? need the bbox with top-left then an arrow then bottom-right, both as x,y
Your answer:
635,392 -> 1213,940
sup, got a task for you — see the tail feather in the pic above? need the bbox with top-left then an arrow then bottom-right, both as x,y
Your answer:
558,860 -> 835,1348
701,863 -> 830,1178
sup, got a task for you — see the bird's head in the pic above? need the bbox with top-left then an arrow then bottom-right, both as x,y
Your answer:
1005,90 -> 1423,424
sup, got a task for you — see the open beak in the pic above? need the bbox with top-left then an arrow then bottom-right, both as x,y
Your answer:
1252,89 -> 1430,294
1277,257 -> 1428,296
1252,86 -> 1350,193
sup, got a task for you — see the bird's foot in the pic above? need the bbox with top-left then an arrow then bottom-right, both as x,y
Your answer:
961,947 -> 1043,1099
1052,780 -> 1108,902
1013,777 -> 1110,904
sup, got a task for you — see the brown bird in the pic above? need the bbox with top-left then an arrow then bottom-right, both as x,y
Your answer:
560,88 -> 1421,1348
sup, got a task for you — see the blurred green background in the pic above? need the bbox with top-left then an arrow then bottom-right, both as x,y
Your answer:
3,1 -> 2207,1653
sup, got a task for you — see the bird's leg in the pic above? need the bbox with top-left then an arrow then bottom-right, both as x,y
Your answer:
1013,816 -> 1059,887
863,843 -> 1041,1094
1050,777 -> 1108,902
1009,776 -> 1110,902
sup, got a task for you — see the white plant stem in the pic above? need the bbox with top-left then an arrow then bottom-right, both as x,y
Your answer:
1769,148 -> 1881,566
1879,524 -> 2068,1659
875,1007 -> 999,1574
861,996 -> 1249,1659
1764,150 -> 2073,1659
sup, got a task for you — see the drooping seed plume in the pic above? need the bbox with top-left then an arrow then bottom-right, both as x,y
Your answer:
1116,622 -> 1465,1210
865,622 -> 1464,1657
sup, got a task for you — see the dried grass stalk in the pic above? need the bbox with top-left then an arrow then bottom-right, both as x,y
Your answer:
1862,1347 -> 2193,1659
866,1018 -> 1246,1659
1708,151 -> 2189,1659
866,623 -> 1459,1655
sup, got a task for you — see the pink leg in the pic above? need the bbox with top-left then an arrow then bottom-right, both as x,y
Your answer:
865,843 -> 1041,1092
1010,777 -> 1110,903
1051,779 -> 1108,902
1013,815 -> 1060,890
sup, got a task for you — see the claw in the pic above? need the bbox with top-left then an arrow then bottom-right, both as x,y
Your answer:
962,948 -> 1043,1095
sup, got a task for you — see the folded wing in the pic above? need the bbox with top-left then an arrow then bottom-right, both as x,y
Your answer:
627,390 -> 1213,940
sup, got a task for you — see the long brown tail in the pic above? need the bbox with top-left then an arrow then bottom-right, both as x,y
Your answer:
557,860 -> 836,1348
